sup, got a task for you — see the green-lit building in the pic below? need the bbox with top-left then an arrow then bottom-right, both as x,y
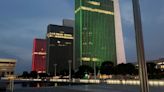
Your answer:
75,0 -> 126,68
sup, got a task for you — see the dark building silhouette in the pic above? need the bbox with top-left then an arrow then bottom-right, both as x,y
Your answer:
32,38 -> 46,73
46,24 -> 73,75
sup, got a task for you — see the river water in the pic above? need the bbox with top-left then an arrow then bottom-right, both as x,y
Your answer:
13,84 -> 164,92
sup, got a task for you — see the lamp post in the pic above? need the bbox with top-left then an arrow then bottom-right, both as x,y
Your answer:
132,0 -> 149,92
68,60 -> 72,82
93,61 -> 96,80
53,64 -> 57,77
9,62 -> 14,92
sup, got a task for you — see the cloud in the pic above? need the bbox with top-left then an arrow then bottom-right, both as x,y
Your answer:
0,0 -> 76,73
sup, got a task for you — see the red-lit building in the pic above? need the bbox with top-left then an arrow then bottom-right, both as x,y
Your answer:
32,38 -> 46,73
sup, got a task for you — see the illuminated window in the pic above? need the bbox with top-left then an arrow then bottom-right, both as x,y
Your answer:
89,42 -> 93,45
88,1 -> 100,6
57,41 -> 61,44
83,42 -> 87,45
75,0 -> 116,67
65,42 -> 72,45
75,6 -> 114,15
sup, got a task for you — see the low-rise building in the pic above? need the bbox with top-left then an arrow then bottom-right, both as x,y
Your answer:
155,58 -> 164,71
0,58 -> 16,77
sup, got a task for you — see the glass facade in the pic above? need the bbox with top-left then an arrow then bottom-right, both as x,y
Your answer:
32,39 -> 46,73
46,24 -> 73,75
75,0 -> 117,67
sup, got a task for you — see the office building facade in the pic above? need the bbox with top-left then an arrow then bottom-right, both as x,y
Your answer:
75,0 -> 126,67
32,38 -> 46,73
0,58 -> 16,77
46,24 -> 73,75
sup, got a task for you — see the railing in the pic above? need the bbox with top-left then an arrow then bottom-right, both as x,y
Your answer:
2,78 -> 164,86
106,79 -> 164,86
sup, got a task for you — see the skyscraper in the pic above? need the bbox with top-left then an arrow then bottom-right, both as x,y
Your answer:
32,38 -> 46,73
75,0 -> 126,67
46,24 -> 73,75
63,19 -> 74,28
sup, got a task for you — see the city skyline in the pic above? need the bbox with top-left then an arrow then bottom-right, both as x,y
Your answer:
0,0 -> 164,74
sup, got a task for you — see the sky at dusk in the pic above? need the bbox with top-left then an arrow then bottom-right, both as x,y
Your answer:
0,0 -> 164,74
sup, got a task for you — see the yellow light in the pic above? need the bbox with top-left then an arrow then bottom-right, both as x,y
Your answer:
75,6 -> 114,15
0,59 -> 16,63
33,52 -> 46,55
75,7 -> 81,13
92,58 -> 99,61
79,79 -> 89,83
161,65 -> 164,69
81,57 -> 91,61
47,32 -> 73,39
88,1 -> 100,6
159,81 -> 164,86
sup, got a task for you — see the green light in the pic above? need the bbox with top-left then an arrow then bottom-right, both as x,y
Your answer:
75,0 -> 117,67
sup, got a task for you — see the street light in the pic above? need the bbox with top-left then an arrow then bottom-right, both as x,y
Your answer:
53,64 -> 57,77
93,61 -> 96,80
68,60 -> 72,82
132,0 -> 149,92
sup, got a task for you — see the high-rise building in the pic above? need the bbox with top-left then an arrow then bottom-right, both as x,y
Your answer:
32,38 -> 46,73
63,19 -> 74,28
46,24 -> 73,75
75,0 -> 126,67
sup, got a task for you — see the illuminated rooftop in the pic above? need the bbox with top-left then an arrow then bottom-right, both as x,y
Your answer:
0,58 -> 16,63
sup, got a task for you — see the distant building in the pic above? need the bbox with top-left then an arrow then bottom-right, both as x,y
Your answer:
32,38 -> 46,73
46,24 -> 73,75
63,19 -> 74,28
0,58 -> 16,77
135,58 -> 164,71
75,0 -> 126,68
152,58 -> 164,71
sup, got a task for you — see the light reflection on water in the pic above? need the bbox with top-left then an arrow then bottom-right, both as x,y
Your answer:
13,84 -> 164,92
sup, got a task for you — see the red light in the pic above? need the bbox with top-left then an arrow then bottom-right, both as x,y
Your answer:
32,39 -> 46,72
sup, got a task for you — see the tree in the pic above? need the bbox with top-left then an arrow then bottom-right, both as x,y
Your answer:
115,63 -> 126,75
22,71 -> 29,78
100,61 -> 114,75
38,73 -> 48,78
146,62 -> 157,75
74,65 -> 94,78
29,71 -> 38,78
125,63 -> 136,75
115,63 -> 135,75
59,69 -> 75,78
60,69 -> 68,76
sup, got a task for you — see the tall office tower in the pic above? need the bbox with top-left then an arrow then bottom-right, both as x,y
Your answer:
32,38 -> 46,73
46,24 -> 73,75
75,0 -> 126,67
63,19 -> 74,28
